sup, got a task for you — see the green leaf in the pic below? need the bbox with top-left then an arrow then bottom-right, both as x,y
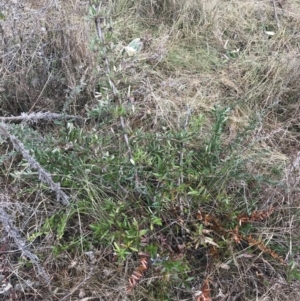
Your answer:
124,38 -> 143,56
113,242 -> 120,251
127,38 -> 143,52
0,12 -> 5,20
187,189 -> 200,196
139,229 -> 148,236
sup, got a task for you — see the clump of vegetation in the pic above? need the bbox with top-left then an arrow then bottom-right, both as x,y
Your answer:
1,0 -> 300,300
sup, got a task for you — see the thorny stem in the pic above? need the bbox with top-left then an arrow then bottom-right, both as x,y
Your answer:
0,207 -> 50,284
0,111 -> 82,123
0,123 -> 69,206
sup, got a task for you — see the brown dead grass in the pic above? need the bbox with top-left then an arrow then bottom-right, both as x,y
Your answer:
0,0 -> 94,115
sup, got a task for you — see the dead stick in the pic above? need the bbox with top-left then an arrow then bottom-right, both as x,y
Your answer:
0,111 -> 82,123
178,106 -> 192,239
0,208 -> 50,284
272,0 -> 280,28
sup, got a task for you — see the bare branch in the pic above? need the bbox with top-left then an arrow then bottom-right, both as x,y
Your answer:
0,207 -> 50,284
272,0 -> 280,29
0,111 -> 83,123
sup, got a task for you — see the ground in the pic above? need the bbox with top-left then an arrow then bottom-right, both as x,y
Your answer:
1,0 -> 300,300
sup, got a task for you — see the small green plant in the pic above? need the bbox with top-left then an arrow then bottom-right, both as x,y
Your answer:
287,261 -> 300,283
204,106 -> 230,169
28,210 -> 74,242
90,199 -> 150,260
113,242 -> 132,262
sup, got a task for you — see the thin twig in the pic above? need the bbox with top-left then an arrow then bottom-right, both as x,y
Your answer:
0,123 -> 69,206
272,0 -> 280,28
29,71 -> 53,113
60,268 -> 94,301
177,106 -> 192,239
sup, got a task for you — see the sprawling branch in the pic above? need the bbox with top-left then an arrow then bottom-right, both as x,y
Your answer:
0,207 -> 50,284
0,111 -> 82,123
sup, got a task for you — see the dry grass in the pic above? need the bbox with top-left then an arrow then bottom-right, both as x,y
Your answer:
1,0 -> 300,300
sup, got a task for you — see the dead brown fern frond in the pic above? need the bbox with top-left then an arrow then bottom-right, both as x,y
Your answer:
127,252 -> 150,293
